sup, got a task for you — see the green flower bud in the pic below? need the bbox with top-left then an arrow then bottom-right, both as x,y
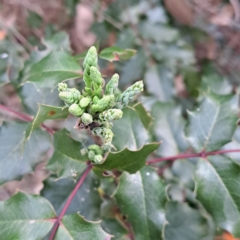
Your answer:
83,46 -> 98,70
88,150 -> 95,161
93,96 -> 99,104
69,103 -> 84,117
92,127 -> 114,143
106,74 -> 119,95
99,109 -> 123,121
69,88 -> 81,101
94,155 -> 103,163
59,92 -> 75,104
102,143 -> 112,152
116,80 -> 144,108
58,82 -> 68,92
90,66 -> 102,85
81,113 -> 93,125
79,97 -> 91,108
91,95 -> 112,112
88,144 -> 103,155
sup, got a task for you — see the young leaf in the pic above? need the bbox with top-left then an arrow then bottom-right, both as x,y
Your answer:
47,129 -> 87,179
0,192 -> 56,240
95,143 -> 160,174
195,155 -> 240,237
25,51 -> 82,89
0,122 -> 51,185
185,94 -> 238,152
99,46 -> 136,62
25,104 -> 69,140
163,202 -> 214,240
114,166 -> 166,240
55,214 -> 112,240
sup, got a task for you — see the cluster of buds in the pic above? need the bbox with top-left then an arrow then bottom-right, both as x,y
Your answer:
58,46 -> 144,163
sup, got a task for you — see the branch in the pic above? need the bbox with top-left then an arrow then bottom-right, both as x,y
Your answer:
0,104 -> 54,135
147,149 -> 240,164
49,163 -> 92,240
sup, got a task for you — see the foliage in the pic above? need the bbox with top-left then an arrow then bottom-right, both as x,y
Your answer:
0,0 -> 240,239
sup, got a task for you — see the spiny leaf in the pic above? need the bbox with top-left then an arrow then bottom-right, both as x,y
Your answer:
195,155 -> 240,237
25,104 -> 69,140
185,93 -> 238,152
0,122 -> 51,185
95,143 -> 160,174
25,51 -> 82,89
47,129 -> 87,179
114,166 -> 166,240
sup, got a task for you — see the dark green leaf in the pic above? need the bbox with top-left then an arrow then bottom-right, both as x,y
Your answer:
114,166 -> 166,240
47,129 -> 87,179
185,94 -> 238,152
25,104 -> 69,140
99,46 -> 136,62
0,192 -> 56,240
195,155 -> 240,236
95,143 -> 160,174
163,202 -> 214,240
0,122 -> 51,185
25,51 -> 82,88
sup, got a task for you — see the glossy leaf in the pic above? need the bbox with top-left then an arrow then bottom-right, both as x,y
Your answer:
25,50 -> 82,88
47,129 -> 87,179
195,155 -> 240,236
25,104 -> 69,140
55,214 -> 112,240
0,192 -> 56,240
99,46 -> 136,62
163,202 -> 214,240
114,166 -> 166,240
95,143 -> 160,174
185,94 -> 238,152
0,122 -> 51,185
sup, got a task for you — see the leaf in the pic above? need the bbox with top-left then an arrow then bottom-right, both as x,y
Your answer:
55,214 -> 112,240
195,155 -> 240,237
47,129 -> 87,179
0,192 -> 56,240
185,93 -> 238,152
25,50 -> 82,89
163,202 -> 214,240
99,46 -> 136,62
42,171 -> 101,221
25,104 -> 69,140
151,102 -> 189,157
112,107 -> 150,151
114,166 -> 166,240
95,143 -> 160,174
0,122 -> 51,185
133,102 -> 153,129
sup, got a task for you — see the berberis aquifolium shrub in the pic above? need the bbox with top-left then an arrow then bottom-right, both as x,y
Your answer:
58,46 -> 143,163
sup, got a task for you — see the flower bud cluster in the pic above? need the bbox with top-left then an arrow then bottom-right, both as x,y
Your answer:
58,46 -> 144,163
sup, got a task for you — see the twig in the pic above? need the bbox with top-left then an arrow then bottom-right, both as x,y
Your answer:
49,164 -> 92,240
147,149 -> 240,164
0,104 -> 54,135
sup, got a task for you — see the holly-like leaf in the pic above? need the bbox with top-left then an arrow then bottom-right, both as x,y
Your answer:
151,102 -> 189,157
195,155 -> 240,237
95,143 -> 160,174
0,122 -> 51,185
185,94 -> 238,152
133,102 -> 153,129
0,192 -> 56,240
112,107 -> 150,151
114,166 -> 166,240
47,129 -> 87,179
99,46 -> 136,62
163,202 -> 214,240
55,214 -> 112,240
25,50 -> 82,89
25,104 -> 69,140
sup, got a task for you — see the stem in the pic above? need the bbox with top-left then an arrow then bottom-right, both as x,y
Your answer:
0,104 -> 54,135
49,164 -> 92,240
147,149 -> 240,164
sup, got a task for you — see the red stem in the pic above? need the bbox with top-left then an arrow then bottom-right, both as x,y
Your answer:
147,149 -> 240,164
49,164 -> 92,240
0,104 -> 54,135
